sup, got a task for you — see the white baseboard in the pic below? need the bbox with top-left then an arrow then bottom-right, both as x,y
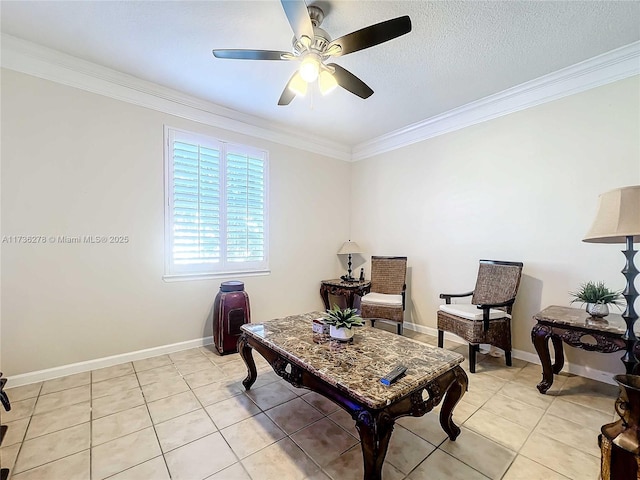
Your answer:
9,323 -> 620,388
403,322 -> 617,386
7,336 -> 214,388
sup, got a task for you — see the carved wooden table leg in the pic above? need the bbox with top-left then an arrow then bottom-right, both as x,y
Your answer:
237,334 -> 257,390
532,324 -> 554,394
439,366 -> 468,440
551,336 -> 565,374
319,284 -> 330,310
355,410 -> 394,480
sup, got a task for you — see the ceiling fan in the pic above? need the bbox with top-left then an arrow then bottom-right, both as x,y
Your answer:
212,0 -> 412,105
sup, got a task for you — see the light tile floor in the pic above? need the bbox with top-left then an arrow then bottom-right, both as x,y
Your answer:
0,326 -> 618,479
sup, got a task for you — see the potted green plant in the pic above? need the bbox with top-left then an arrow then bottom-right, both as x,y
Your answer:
324,305 -> 365,341
570,281 -> 624,318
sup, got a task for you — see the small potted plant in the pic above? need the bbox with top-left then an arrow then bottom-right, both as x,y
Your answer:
324,305 -> 365,341
570,281 -> 624,318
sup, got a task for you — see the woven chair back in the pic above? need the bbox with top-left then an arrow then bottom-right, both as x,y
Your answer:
471,260 -> 523,313
370,256 -> 407,295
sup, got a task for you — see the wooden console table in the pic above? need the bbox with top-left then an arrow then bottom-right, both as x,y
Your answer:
238,312 -> 467,480
320,279 -> 371,311
531,305 -> 640,394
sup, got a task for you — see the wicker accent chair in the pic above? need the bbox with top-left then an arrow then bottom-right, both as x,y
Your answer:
360,256 -> 407,335
437,259 -> 523,373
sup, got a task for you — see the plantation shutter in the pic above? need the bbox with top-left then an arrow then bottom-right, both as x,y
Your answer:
165,128 -> 268,277
226,145 -> 266,264
171,137 -> 221,270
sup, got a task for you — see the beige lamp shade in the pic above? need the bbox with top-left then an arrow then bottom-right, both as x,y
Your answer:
337,241 -> 362,255
583,185 -> 640,244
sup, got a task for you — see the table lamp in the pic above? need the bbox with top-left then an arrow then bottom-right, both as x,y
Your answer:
583,185 -> 640,374
337,240 -> 362,282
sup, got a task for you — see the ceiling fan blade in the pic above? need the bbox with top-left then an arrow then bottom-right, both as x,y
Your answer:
212,49 -> 293,60
278,74 -> 297,106
328,64 -> 373,99
280,0 -> 314,43
327,16 -> 412,57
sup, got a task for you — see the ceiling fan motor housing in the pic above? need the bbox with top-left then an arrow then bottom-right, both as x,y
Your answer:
308,5 -> 324,27
293,6 -> 330,56
293,29 -> 330,55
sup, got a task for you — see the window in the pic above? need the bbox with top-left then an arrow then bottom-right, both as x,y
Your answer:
164,127 -> 269,279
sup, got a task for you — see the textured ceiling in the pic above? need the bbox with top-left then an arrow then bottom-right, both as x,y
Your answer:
1,1 -> 639,147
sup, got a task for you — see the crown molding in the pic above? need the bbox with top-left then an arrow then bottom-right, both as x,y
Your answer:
2,35 -> 638,163
0,34 -> 351,161
352,41 -> 640,161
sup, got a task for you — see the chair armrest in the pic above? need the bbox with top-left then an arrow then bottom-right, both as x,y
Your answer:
477,298 -> 516,329
476,298 -> 515,311
439,291 -> 473,305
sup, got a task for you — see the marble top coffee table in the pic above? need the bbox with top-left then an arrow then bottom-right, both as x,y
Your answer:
238,312 -> 467,480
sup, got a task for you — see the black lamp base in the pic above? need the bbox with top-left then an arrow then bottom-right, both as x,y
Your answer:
621,235 -> 639,374
343,253 -> 357,283
340,276 -> 357,283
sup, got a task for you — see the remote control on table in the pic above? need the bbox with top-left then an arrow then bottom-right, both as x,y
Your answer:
380,365 -> 407,386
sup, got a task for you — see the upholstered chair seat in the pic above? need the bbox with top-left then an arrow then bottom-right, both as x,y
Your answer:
361,293 -> 403,307
438,304 -> 511,321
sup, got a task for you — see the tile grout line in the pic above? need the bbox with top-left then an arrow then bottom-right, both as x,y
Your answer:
480,368 -> 556,479
3,341 -> 614,480
91,364 -> 162,479
131,349 -> 286,479
179,349 -> 254,480
418,358 -> 547,479
90,361 -> 173,479
7,378 -> 99,477
5,382 -> 42,476
135,359 -> 175,480
470,369 -> 583,479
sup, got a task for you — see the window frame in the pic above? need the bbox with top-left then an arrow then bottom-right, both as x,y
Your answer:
163,126 -> 269,281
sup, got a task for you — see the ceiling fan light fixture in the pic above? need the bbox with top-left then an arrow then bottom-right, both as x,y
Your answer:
299,54 -> 320,82
299,35 -> 313,50
318,70 -> 338,95
288,72 -> 308,96
325,44 -> 342,56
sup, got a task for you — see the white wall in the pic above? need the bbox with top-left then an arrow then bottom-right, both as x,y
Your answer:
0,69 -> 350,376
2,67 -> 639,381
351,76 -> 640,376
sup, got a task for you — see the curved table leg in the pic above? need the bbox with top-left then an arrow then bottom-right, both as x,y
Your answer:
237,334 -> 257,390
319,284 -> 330,311
532,324 -> 554,394
355,410 -> 394,480
551,336 -> 564,374
439,366 -> 468,440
